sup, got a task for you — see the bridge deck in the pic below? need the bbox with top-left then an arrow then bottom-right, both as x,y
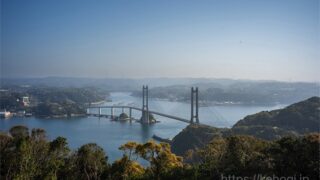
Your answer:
88,106 -> 192,124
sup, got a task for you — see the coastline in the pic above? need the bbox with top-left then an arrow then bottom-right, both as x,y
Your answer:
35,113 -> 87,119
129,94 -> 285,107
86,99 -> 110,106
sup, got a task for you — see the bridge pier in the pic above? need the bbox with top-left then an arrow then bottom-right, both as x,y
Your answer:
191,87 -> 199,124
111,107 -> 114,119
99,107 -> 102,116
141,85 -> 150,123
129,107 -> 132,122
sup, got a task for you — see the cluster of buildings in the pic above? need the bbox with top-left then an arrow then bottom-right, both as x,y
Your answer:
0,96 -> 32,118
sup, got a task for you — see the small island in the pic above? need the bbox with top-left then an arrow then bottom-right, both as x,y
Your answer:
115,112 -> 130,121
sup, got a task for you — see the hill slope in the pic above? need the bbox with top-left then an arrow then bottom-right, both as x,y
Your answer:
234,96 -> 320,134
171,125 -> 226,156
171,97 -> 320,156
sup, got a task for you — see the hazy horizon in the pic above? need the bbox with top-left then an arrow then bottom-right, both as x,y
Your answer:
1,76 -> 319,84
1,0 -> 319,82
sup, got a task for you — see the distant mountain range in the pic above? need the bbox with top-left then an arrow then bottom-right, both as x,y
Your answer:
2,77 -> 318,105
1,77 -> 224,90
132,80 -> 319,105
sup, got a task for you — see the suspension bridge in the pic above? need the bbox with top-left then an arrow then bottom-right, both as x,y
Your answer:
87,86 -> 201,124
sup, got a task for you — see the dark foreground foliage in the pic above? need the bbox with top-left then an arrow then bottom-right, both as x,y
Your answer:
0,125 -> 319,180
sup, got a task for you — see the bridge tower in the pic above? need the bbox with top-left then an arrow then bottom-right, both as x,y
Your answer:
190,87 -> 199,124
141,85 -> 149,123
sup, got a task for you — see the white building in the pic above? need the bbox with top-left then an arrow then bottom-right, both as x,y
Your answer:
0,110 -> 11,118
22,96 -> 30,106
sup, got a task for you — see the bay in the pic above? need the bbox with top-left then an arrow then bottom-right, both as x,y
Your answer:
0,92 -> 286,162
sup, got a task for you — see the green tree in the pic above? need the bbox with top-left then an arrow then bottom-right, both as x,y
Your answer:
0,133 -> 13,179
221,136 -> 269,176
300,133 -> 320,179
74,143 -> 109,180
1,126 -> 35,179
30,128 -> 50,179
9,125 -> 29,139
135,141 -> 183,179
31,128 -> 47,141
198,135 -> 270,179
266,133 -> 320,179
110,141 -> 145,180
45,136 -> 71,179
111,155 -> 145,180
9,138 -> 37,179
198,137 -> 227,179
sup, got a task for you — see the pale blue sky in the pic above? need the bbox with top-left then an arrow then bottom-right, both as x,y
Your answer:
1,0 -> 319,81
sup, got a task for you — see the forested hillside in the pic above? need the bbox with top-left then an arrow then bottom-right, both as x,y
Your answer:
132,81 -> 319,105
171,97 -> 320,156
1,125 -> 318,179
234,96 -> 320,133
0,86 -> 108,118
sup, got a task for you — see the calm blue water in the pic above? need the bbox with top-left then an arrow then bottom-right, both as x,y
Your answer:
0,92 -> 285,162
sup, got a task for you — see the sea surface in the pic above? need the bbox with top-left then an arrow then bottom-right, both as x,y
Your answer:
0,92 -> 286,162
